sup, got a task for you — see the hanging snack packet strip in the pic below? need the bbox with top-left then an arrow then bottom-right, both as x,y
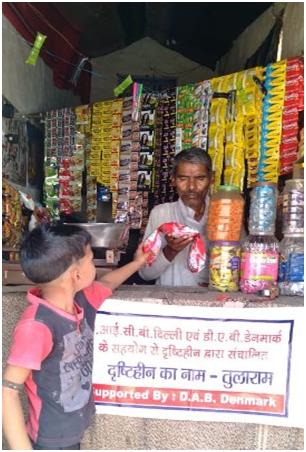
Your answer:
207,93 -> 227,190
192,80 -> 212,151
258,60 -> 287,183
280,57 -> 304,175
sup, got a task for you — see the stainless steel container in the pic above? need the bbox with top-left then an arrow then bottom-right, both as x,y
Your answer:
63,223 -> 129,249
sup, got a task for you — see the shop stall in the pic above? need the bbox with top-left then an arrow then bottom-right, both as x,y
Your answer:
3,56 -> 304,292
2,56 -> 304,449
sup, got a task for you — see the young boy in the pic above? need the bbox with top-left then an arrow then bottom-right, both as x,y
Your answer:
2,224 -> 150,450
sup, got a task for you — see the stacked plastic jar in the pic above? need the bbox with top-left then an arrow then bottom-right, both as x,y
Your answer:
279,179 -> 304,296
207,185 -> 244,292
240,183 -> 280,294
248,183 -> 279,235
282,179 -> 304,235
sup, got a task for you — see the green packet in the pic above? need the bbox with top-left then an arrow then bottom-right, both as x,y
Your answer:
26,32 -> 47,66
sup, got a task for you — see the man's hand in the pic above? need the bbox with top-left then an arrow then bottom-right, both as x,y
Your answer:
163,233 -> 194,262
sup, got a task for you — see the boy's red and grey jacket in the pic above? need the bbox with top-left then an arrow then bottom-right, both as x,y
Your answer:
6,282 -> 112,448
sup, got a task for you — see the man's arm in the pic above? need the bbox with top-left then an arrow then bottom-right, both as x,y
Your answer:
2,364 -> 33,450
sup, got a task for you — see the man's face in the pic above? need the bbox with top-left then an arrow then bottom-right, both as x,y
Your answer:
172,162 -> 211,211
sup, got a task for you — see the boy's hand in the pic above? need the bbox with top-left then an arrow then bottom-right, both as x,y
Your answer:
99,244 -> 152,291
133,243 -> 153,267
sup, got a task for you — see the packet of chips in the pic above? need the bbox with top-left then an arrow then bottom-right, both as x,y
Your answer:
142,222 -> 206,272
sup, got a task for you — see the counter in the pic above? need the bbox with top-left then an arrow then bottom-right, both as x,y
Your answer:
2,286 -> 304,450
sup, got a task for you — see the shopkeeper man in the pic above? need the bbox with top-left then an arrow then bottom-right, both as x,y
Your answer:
139,147 -> 212,286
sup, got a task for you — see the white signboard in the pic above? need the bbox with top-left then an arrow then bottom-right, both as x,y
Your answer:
92,300 -> 304,427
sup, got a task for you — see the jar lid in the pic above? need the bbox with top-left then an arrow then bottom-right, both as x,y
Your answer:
285,178 -> 304,186
248,234 -> 278,240
253,181 -> 277,188
259,289 -> 272,297
249,231 -> 275,236
282,233 -> 304,237
211,241 -> 240,246
218,184 -> 240,192
287,178 -> 304,183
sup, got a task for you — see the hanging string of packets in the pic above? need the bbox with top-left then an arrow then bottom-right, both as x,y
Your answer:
224,85 -> 246,191
75,105 -> 96,221
279,57 -> 304,175
258,60 -> 287,183
176,84 -> 196,150
238,69 -> 265,188
176,82 -> 212,155
192,80 -> 212,151
225,68 -> 264,190
207,79 -> 227,190
208,67 -> 264,191
90,99 -> 123,189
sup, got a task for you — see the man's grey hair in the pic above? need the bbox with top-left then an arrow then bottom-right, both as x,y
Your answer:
172,147 -> 212,175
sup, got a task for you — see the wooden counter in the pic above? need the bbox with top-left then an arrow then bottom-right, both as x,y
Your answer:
2,286 -> 304,450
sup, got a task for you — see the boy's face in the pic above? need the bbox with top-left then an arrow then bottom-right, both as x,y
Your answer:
171,162 -> 211,211
75,244 -> 96,289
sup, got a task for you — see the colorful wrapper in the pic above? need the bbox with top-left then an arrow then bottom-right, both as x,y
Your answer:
142,222 -> 206,273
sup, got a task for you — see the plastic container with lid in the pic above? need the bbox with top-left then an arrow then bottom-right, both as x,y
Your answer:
278,234 -> 304,296
282,179 -> 304,235
206,185 -> 244,242
240,235 -> 280,294
248,182 -> 278,235
209,241 -> 241,292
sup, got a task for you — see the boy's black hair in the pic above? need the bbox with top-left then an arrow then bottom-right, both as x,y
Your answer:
20,225 -> 92,284
172,147 -> 212,175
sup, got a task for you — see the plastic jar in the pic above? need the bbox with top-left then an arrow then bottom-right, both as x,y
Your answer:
248,182 -> 278,235
209,241 -> 241,292
206,185 -> 244,241
240,235 -> 280,293
282,179 -> 304,235
278,235 -> 304,296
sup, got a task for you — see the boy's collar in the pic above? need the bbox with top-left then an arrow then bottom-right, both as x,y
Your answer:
27,287 -> 83,320
27,287 -> 43,302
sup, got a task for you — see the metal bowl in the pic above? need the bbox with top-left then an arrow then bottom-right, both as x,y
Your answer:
63,223 -> 129,249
